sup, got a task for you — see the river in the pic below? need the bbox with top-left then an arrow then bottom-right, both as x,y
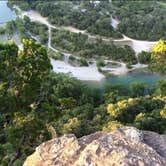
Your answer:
0,1 -> 16,26
0,1 -> 21,46
0,1 -> 164,86
85,72 -> 163,88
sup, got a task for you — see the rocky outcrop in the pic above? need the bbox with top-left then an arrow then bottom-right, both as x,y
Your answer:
23,127 -> 166,166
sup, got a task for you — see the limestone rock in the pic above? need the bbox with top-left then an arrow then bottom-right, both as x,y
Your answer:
23,127 -> 166,166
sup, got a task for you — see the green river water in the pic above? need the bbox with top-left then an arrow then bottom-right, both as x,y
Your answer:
0,1 -> 16,26
85,72 -> 163,88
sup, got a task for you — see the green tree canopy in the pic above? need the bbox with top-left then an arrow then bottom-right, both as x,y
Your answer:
150,40 -> 166,74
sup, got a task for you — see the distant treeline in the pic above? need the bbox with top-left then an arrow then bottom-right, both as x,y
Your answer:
8,0 -> 166,40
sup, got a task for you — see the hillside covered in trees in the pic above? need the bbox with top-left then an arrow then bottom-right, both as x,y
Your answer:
0,40 -> 166,165
8,0 -> 166,41
113,0 -> 166,40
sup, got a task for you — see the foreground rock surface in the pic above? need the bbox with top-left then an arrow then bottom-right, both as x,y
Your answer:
24,127 -> 166,166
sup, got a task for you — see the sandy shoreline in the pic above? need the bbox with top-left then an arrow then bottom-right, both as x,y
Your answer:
50,59 -> 105,81
114,35 -> 157,54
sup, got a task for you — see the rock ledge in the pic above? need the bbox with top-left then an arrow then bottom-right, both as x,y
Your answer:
24,127 -> 166,166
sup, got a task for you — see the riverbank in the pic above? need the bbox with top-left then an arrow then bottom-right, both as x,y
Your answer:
114,35 -> 157,54
12,6 -> 158,81
51,59 -> 105,81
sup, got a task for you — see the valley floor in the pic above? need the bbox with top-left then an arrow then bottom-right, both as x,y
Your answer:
14,6 -> 157,81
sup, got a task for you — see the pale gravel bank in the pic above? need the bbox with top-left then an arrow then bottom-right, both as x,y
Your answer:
50,59 -> 105,81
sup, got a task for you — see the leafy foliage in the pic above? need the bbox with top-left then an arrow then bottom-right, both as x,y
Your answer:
0,40 -> 166,165
150,40 -> 166,74
138,51 -> 151,64
107,97 -> 166,133
113,1 -> 166,40
51,29 -> 137,64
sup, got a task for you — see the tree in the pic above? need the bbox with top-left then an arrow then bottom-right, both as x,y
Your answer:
6,21 -> 15,36
106,96 -> 165,125
150,40 -> 166,74
134,109 -> 166,133
103,121 -> 123,132
96,60 -> 106,68
155,79 -> 166,96
62,117 -> 81,134
0,39 -> 52,112
0,42 -> 20,114
138,51 -> 151,64
0,39 -> 53,164
130,82 -> 148,97
16,39 -> 52,107
0,27 -> 5,35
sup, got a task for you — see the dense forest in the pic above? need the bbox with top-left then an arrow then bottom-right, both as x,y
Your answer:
113,0 -> 166,40
0,40 -> 166,165
51,28 -> 137,64
8,0 -> 166,41
8,0 -> 122,39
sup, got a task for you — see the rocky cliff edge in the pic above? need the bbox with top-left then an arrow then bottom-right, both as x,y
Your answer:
23,127 -> 166,166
